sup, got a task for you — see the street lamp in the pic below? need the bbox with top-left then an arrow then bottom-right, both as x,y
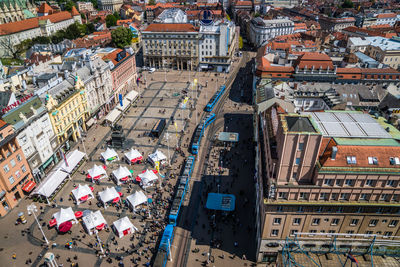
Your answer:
165,133 -> 171,165
27,204 -> 49,245
163,59 -> 167,82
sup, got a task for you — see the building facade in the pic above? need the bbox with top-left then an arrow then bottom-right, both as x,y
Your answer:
0,0 -> 36,24
318,16 -> 356,32
249,18 -> 294,47
142,23 -> 199,70
2,96 -> 60,183
44,76 -> 89,151
255,109 -> 400,263
98,0 -> 123,12
77,1 -> 95,12
199,20 -> 238,72
0,120 -> 34,217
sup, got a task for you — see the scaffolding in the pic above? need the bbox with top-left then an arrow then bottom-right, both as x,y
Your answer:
281,233 -> 400,267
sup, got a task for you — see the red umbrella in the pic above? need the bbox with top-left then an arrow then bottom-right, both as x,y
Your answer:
96,223 -> 105,231
75,211 -> 83,219
80,195 -> 89,201
49,219 -> 57,227
121,176 -> 129,182
112,197 -> 120,203
118,192 -> 123,197
89,186 -> 94,191
58,221 -> 72,233
87,174 -> 92,179
135,176 -> 141,182
102,165 -> 107,170
93,175 -> 101,180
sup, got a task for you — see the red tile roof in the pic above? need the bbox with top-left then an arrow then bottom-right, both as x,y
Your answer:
235,0 -> 252,6
102,48 -> 131,66
294,52 -> 334,70
38,3 -> 53,14
0,119 -> 7,129
377,13 -> 396,19
337,68 -> 362,74
71,6 -> 80,16
0,11 -> 73,35
143,23 -> 198,32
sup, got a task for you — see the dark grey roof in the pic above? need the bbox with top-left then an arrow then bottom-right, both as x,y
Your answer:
378,93 -> 400,111
0,91 -> 13,110
285,116 -> 317,133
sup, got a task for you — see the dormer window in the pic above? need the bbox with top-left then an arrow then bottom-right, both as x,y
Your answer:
368,157 -> 378,165
346,156 -> 356,164
390,157 -> 400,165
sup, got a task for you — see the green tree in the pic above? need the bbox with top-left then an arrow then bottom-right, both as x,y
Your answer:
106,14 -> 118,28
52,30 -> 66,44
86,23 -> 95,34
148,0 -> 156,5
90,0 -> 98,9
113,12 -> 121,20
111,27 -> 133,48
64,1 -> 76,12
65,23 -> 82,39
32,36 -> 51,44
342,0 -> 354,8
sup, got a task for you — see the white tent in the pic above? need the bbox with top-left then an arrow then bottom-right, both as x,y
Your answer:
112,166 -> 132,185
126,191 -> 148,211
112,216 -> 138,238
125,90 -> 139,102
101,148 -> 119,164
60,150 -> 86,173
71,184 -> 94,205
53,207 -> 78,227
104,108 -> 122,125
82,210 -> 107,235
33,169 -> 69,198
124,149 -> 143,164
148,150 -> 167,166
139,169 -> 158,188
87,164 -> 107,181
98,187 -> 120,207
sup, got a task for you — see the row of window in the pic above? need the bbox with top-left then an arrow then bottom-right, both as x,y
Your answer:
272,229 -> 395,238
275,205 -> 399,214
323,178 -> 398,187
273,217 -> 398,227
279,191 -> 398,201
0,143 -> 17,161
3,154 -> 23,173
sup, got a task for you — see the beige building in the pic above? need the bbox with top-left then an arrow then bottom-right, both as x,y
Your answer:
365,43 -> 400,70
142,23 -> 199,71
318,16 -> 356,32
255,109 -> 400,264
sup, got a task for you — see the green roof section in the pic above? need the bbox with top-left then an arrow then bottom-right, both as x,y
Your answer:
23,9 -> 35,19
2,96 -> 44,126
376,117 -> 400,140
334,137 -> 400,147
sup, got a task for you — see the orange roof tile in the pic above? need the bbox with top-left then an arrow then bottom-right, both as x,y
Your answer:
295,52 -> 334,70
337,68 -> 362,74
102,48 -> 127,65
235,0 -> 252,6
0,11 -> 73,35
71,6 -> 80,16
143,23 -> 198,32
0,119 -> 7,129
377,13 -> 396,18
38,3 -> 53,13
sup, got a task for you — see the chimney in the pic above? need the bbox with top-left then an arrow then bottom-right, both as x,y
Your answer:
331,146 -> 338,160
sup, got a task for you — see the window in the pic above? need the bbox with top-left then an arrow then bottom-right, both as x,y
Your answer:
320,193 -> 327,200
293,218 -> 301,225
340,193 -> 348,200
337,207 -> 344,213
345,179 -> 353,186
277,206 -> 283,212
21,165 -> 26,173
368,157 -> 378,165
278,192 -> 286,199
295,158 -> 301,165
335,180 -> 342,186
386,180 -> 395,187
331,219 -> 340,225
384,231 -> 393,237
360,194 -> 368,200
369,219 -> 378,226
365,231 -> 373,235
312,218 -> 320,225
8,175 -> 15,184
297,206 -> 304,213
292,172 -> 297,179
356,207 -> 364,213
290,230 -> 298,236
316,206 -> 323,213
350,219 -> 359,226
324,179 -> 333,186
3,164 -> 9,173
298,143 -> 304,151
273,218 -> 281,225
380,194 -> 388,201
389,157 -> 400,165
271,229 -> 279,236
10,159 -> 16,167
366,180 -> 373,186
389,220 -> 398,227
346,156 -> 356,164
15,170 -> 20,179
16,154 -> 21,162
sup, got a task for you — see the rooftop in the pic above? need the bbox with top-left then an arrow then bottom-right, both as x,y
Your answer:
143,23 -> 198,33
283,115 -> 318,133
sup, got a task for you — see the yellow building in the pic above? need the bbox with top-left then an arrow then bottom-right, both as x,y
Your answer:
45,76 -> 89,150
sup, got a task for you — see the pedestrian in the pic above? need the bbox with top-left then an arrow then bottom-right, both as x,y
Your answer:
12,253 -> 16,260
242,254 -> 247,260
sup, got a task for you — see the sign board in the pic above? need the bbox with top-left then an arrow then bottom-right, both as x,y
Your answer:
2,93 -> 34,114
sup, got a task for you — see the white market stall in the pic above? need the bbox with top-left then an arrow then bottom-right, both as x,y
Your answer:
112,216 -> 138,238
124,149 -> 143,164
126,191 -> 148,211
111,166 -> 132,185
147,150 -> 167,167
51,207 -> 78,232
98,187 -> 121,208
101,148 -> 119,164
71,184 -> 94,205
137,169 -> 158,189
117,98 -> 131,112
104,108 -> 122,126
125,90 -> 139,103
87,164 -> 108,182
82,210 -> 108,235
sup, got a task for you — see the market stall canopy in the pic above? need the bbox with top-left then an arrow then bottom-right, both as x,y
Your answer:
113,216 -> 137,237
148,150 -> 167,164
60,150 -> 86,173
126,191 -> 147,209
53,207 -> 77,227
32,169 -> 69,197
99,187 -> 120,204
82,210 -> 107,231
87,164 -> 107,179
22,180 -> 36,193
138,169 -> 158,184
125,90 -> 139,102
58,221 -> 72,233
105,108 -> 122,124
124,149 -> 143,163
116,98 -> 131,112
112,166 -> 132,180
72,184 -> 94,202
101,148 -> 119,162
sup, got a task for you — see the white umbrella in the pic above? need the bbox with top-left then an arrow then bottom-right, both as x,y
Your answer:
71,184 -> 94,204
112,216 -> 137,238
98,187 -> 120,205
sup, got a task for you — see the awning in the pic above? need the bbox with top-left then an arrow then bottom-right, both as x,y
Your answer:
125,90 -> 139,102
116,98 -> 131,112
33,169 -> 69,197
60,150 -> 86,173
105,109 -> 122,124
206,193 -> 235,211
86,118 -> 95,127
22,180 -> 36,192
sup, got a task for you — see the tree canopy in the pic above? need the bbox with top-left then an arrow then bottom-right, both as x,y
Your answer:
111,27 -> 133,48
106,14 -> 118,28
342,0 -> 354,8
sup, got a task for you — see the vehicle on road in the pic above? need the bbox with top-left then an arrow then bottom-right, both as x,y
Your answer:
205,85 -> 226,112
191,113 -> 216,154
150,119 -> 166,138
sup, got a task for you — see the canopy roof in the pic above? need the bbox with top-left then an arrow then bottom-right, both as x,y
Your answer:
112,166 -> 132,180
61,150 -> 86,173
101,148 -> 118,161
206,193 -> 236,211
148,150 -> 167,163
72,184 -> 93,200
113,216 -> 137,233
125,149 -> 143,161
82,210 -> 107,230
53,207 -> 75,227
88,164 -> 107,178
139,169 -> 158,184
98,187 -> 119,203
126,191 -> 147,208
